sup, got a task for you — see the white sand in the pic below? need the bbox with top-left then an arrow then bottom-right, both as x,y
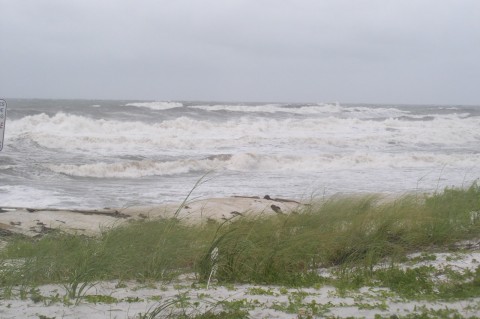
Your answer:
1,250 -> 479,319
0,196 -> 303,237
1,199 -> 479,318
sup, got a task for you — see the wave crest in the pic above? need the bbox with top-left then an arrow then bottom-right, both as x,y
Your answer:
46,152 -> 480,178
125,101 -> 183,110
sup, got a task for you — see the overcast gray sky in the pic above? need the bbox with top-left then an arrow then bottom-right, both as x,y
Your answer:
1,0 -> 479,104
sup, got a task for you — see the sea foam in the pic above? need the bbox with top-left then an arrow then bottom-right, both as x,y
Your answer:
46,152 -> 480,178
125,101 -> 183,110
7,112 -> 479,157
3,99 -> 480,209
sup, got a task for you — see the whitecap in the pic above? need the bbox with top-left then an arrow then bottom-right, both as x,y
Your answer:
45,152 -> 480,178
126,101 -> 183,110
6,111 -> 479,158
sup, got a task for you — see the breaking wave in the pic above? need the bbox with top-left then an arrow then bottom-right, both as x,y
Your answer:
125,101 -> 183,110
188,103 -> 412,118
7,112 -> 480,156
46,152 -> 480,178
3,99 -> 480,209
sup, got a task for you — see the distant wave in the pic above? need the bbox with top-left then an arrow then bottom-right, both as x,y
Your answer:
188,103 -> 413,118
189,104 -> 303,113
126,101 -> 183,110
123,101 -> 412,118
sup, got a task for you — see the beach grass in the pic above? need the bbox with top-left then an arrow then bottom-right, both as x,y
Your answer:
1,182 -> 479,297
197,182 -> 480,287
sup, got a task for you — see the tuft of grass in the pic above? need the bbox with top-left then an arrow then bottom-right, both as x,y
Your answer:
84,294 -> 119,304
0,219 -> 219,288
197,183 -> 480,286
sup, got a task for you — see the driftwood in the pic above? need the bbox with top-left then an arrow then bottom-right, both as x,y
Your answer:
232,195 -> 260,199
263,195 -> 301,204
232,195 -> 301,204
0,207 -> 130,219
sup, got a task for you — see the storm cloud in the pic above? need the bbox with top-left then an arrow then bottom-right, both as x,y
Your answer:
1,0 -> 479,104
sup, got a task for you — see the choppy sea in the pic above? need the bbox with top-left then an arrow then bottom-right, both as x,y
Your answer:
0,99 -> 479,209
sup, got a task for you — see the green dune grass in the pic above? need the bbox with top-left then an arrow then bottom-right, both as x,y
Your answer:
1,182 -> 479,293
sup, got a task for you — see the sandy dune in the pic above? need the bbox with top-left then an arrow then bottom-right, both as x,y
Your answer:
0,196 -> 303,237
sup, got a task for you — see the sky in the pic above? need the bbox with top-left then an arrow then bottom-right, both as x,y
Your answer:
1,0 -> 479,105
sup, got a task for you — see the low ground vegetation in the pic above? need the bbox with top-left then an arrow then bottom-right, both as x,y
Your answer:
1,183 -> 479,318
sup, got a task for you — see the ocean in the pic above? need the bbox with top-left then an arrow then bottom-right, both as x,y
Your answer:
0,99 -> 479,209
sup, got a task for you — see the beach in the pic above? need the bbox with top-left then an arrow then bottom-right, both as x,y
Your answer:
1,258 -> 480,319
1,191 -> 480,318
0,196 -> 303,237
3,0 -> 480,316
